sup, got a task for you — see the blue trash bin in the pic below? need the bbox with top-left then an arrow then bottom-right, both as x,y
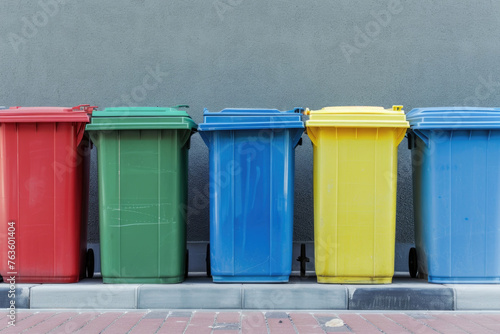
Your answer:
199,108 -> 305,283
407,107 -> 500,283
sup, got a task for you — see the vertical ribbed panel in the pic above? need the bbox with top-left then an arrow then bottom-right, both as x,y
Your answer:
314,127 -> 398,283
416,129 -> 500,283
94,128 -> 189,283
0,122 -> 84,282
209,128 -> 297,281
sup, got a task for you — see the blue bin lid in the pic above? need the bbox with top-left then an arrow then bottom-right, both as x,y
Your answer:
407,107 -> 500,130
198,108 -> 305,131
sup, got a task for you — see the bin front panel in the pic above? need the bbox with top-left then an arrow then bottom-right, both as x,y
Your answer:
208,129 -> 296,282
0,122 -> 87,283
412,129 -> 500,283
93,129 -> 189,283
312,127 -> 400,283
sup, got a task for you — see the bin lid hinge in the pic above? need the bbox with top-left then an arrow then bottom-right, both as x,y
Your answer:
73,104 -> 98,115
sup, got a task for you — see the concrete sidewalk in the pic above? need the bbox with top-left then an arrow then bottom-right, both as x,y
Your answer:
2,310 -> 500,333
1,276 -> 500,311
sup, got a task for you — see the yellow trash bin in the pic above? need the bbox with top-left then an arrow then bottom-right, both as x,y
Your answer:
306,106 -> 409,284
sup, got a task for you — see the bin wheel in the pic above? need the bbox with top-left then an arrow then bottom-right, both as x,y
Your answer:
185,249 -> 189,279
206,243 -> 211,277
87,248 -> 95,279
409,247 -> 418,278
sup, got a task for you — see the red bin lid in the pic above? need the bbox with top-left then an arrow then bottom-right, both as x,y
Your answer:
0,105 -> 96,123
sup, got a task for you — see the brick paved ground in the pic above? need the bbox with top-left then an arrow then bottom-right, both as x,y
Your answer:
1,310 -> 500,333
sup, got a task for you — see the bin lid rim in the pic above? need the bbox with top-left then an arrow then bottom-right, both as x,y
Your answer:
198,122 -> 305,131
307,106 -> 405,115
92,107 -> 192,118
305,120 -> 409,128
0,106 -> 90,122
408,107 -> 500,113
86,123 -> 197,131
203,107 -> 304,116
86,117 -> 197,131
306,106 -> 408,128
200,108 -> 304,130
407,107 -> 500,129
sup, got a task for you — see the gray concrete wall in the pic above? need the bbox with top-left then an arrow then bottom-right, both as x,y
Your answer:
2,0 -> 500,247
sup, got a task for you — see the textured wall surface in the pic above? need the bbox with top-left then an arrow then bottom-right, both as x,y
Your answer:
2,0 -> 500,244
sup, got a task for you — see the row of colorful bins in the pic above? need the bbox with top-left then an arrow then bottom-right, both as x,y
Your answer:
1,105 -> 499,285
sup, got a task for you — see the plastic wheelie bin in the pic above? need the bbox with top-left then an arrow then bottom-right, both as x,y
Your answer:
86,107 -> 196,283
306,106 -> 409,284
199,108 -> 305,283
407,107 -> 500,283
0,105 -> 96,283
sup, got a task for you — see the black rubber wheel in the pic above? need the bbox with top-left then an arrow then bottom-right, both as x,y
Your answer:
185,249 -> 189,279
409,247 -> 418,278
206,243 -> 211,277
87,248 -> 95,279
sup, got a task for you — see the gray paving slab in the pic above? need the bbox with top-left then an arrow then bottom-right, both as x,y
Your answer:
0,284 -> 36,309
243,284 -> 348,310
2,277 -> 500,311
169,311 -> 194,317
348,286 -> 455,310
448,284 -> 500,310
30,283 -> 138,309
138,284 -> 242,309
144,310 -> 170,319
265,311 -> 289,318
213,323 -> 240,330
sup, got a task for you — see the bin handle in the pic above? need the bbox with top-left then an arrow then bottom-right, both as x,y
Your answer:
412,129 -> 430,147
292,127 -> 304,148
306,126 -> 319,146
198,131 -> 211,147
395,128 -> 408,145
407,130 -> 415,149
75,122 -> 86,145
179,129 -> 196,149
172,105 -> 189,109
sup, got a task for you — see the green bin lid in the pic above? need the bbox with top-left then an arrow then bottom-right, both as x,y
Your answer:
86,106 -> 197,131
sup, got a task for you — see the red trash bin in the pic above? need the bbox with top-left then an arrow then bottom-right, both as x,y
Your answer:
0,105 -> 96,283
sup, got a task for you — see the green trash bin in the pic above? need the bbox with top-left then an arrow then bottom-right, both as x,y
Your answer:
86,107 -> 197,283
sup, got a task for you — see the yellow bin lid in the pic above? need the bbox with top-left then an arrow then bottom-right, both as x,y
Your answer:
305,105 -> 409,129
